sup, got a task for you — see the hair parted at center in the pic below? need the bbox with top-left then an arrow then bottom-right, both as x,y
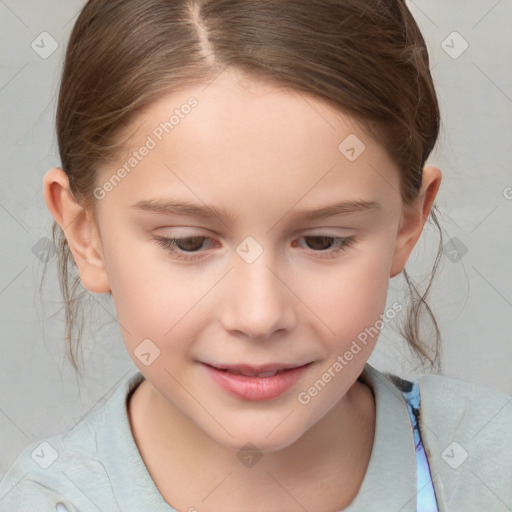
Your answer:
43,0 -> 443,375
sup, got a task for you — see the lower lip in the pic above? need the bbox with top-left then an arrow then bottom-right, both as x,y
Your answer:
202,363 -> 312,401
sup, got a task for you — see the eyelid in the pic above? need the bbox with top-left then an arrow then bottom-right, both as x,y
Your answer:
152,232 -> 357,262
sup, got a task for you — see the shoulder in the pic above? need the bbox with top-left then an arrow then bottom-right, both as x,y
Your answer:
415,372 -> 512,509
0,435 -> 77,511
0,372 -> 144,512
0,415 -> 121,512
416,371 -> 511,442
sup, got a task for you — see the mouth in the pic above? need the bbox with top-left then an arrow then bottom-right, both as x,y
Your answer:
204,362 -> 311,377
201,362 -> 314,401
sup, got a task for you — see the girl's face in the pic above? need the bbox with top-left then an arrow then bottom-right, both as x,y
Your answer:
64,70 -> 438,452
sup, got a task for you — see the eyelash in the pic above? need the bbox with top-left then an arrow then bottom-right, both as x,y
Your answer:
153,234 -> 356,261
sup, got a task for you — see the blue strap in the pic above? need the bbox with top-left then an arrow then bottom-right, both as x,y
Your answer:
400,381 -> 439,512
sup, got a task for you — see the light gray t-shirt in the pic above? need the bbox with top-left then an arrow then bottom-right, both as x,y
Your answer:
0,363 -> 510,511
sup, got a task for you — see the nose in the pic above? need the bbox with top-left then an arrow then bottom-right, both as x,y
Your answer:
220,250 -> 296,341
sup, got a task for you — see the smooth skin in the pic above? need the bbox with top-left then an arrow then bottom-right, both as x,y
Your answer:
44,69 -> 441,511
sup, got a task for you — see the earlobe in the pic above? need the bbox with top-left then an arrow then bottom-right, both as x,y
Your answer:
43,167 -> 111,294
390,166 -> 442,278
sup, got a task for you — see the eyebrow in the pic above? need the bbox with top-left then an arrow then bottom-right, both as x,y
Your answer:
131,197 -> 379,225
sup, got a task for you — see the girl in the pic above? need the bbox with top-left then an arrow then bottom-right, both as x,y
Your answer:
1,0 -> 510,511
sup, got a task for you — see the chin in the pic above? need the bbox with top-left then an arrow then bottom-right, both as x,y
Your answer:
204,419 -> 310,455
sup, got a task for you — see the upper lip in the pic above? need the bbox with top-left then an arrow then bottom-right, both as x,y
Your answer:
204,362 -> 311,375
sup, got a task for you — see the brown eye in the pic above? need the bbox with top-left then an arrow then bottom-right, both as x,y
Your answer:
173,236 -> 206,252
303,236 -> 336,251
153,235 -> 213,261
294,235 -> 357,259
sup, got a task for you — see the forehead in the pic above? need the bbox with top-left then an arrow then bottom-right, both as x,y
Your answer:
95,70 -> 402,219
119,69 -> 374,159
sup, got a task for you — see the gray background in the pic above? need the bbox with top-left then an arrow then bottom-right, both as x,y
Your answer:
1,0 -> 511,477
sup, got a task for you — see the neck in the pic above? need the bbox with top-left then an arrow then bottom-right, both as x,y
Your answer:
128,376 -> 375,512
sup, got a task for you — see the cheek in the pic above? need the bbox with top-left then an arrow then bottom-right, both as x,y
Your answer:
103,238 -> 198,345
305,237 -> 395,344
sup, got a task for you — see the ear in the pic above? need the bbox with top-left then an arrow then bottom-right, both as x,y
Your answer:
43,167 -> 111,293
390,166 -> 442,278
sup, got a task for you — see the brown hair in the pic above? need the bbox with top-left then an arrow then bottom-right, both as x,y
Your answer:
42,0 -> 443,376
